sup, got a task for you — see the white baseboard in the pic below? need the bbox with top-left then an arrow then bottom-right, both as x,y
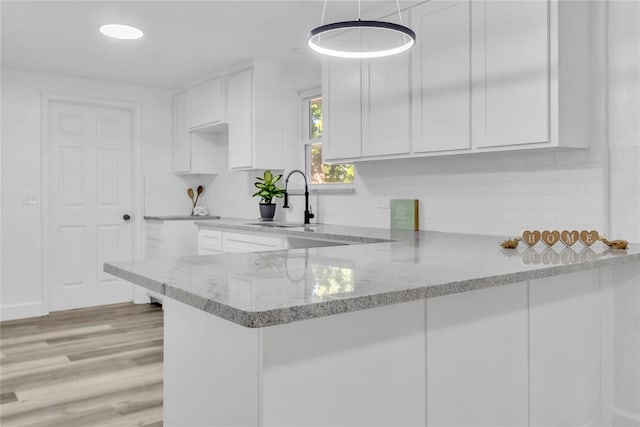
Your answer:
0,301 -> 48,321
613,407 -> 640,424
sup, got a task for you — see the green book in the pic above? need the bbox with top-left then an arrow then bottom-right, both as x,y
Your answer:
390,199 -> 419,231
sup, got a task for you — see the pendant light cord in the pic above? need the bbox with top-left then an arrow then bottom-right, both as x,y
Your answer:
318,0 -> 328,45
358,0 -> 361,20
320,0 -> 327,25
395,0 -> 406,41
395,0 -> 403,24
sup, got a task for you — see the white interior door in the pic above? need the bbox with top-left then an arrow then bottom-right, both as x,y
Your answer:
48,101 -> 133,311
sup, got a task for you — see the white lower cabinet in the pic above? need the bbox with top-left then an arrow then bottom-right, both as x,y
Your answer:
145,220 -> 198,258
197,228 -> 284,254
140,220 -> 200,303
197,228 -> 222,255
529,270 -> 600,426
426,282 -> 529,426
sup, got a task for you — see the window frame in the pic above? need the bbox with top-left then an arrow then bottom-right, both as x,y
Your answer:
300,89 -> 355,192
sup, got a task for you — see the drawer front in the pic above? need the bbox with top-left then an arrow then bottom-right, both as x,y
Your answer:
222,232 -> 283,253
198,229 -> 223,252
146,223 -> 163,241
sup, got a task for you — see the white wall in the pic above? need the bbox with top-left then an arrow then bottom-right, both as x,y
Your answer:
0,68 -> 175,320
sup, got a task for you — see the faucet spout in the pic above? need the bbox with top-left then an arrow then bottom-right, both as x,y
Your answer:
283,170 -> 315,224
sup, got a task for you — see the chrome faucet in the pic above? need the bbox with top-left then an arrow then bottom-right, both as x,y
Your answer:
282,169 -> 315,225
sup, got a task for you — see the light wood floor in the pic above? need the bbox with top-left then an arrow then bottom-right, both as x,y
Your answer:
0,302 -> 163,427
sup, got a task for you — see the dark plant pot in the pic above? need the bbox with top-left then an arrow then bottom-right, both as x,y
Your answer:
259,203 -> 276,221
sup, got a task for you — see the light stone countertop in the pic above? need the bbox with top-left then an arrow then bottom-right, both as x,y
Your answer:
105,219 -> 640,328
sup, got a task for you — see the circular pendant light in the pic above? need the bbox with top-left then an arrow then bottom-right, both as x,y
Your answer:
307,1 -> 415,59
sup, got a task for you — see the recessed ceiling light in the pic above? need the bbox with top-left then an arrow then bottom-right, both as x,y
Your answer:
99,24 -> 143,40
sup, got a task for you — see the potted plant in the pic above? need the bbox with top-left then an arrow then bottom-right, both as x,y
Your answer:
252,170 -> 285,221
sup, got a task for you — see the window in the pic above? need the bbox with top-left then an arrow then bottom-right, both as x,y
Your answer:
302,95 -> 354,185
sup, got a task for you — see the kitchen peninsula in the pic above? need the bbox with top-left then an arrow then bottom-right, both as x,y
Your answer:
105,221 -> 640,426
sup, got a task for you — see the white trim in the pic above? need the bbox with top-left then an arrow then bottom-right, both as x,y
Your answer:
0,301 -> 47,321
299,90 -> 356,192
40,92 -> 143,313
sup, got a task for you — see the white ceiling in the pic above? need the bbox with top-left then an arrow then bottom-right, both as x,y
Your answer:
1,0 -> 402,89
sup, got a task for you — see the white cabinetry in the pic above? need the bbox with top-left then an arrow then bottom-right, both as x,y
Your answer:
471,0 -> 550,148
197,228 -> 284,254
529,271 -> 600,426
172,92 -> 222,175
197,228 -> 223,255
227,63 -> 285,170
145,220 -> 199,259
324,58 -> 362,160
363,11 -> 411,158
411,0 -> 471,153
324,12 -> 411,162
223,232 -> 284,253
187,78 -> 224,130
325,0 -> 591,162
426,282 -> 529,426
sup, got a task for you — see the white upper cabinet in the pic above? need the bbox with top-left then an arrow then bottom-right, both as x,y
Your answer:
471,0 -> 549,148
227,68 -> 254,170
187,77 -> 224,130
324,58 -> 362,161
324,10 -> 411,162
324,0 -> 591,162
173,92 -> 221,175
227,62 -> 285,170
364,26 -> 412,157
173,92 -> 191,173
411,0 -> 471,153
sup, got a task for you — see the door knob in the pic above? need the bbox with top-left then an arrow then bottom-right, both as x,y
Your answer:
123,214 -> 131,221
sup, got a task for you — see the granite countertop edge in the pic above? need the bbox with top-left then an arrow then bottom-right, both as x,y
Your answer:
105,252 -> 640,328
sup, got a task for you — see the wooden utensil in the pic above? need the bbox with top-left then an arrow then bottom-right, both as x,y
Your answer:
194,185 -> 204,206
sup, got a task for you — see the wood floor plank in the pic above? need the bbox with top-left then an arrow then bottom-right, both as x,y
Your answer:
0,355 -> 71,377
0,302 -> 164,427
1,324 -> 114,348
1,328 -> 163,365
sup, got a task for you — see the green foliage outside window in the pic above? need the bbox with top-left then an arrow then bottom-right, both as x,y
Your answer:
309,98 -> 355,185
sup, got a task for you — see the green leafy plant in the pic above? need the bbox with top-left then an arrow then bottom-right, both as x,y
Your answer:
252,170 -> 285,204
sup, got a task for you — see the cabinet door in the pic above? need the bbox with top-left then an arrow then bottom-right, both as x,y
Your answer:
222,232 -> 283,253
411,0 -> 471,153
363,11 -> 411,157
227,69 -> 254,170
529,271 -> 600,426
426,283 -> 528,426
172,93 -> 190,173
472,0 -> 550,148
324,58 -> 362,161
188,78 -> 223,129
198,229 -> 223,255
